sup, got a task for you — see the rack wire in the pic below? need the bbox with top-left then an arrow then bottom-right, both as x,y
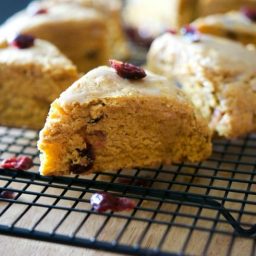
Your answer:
0,125 -> 256,256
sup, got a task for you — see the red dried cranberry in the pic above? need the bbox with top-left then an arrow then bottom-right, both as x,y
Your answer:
70,144 -> 95,174
0,190 -> 15,199
117,177 -> 151,187
241,7 -> 256,22
0,156 -> 33,171
181,25 -> 201,43
10,34 -> 35,49
109,59 -> 146,80
33,8 -> 48,15
90,192 -> 136,213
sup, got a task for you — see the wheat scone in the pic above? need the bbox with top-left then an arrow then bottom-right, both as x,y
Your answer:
193,11 -> 256,45
198,0 -> 256,17
147,33 -> 256,138
123,0 -> 198,40
42,0 -> 129,59
38,66 -> 212,176
0,2 -> 108,72
0,38 -> 78,130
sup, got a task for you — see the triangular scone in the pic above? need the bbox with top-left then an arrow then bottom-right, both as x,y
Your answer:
147,32 -> 256,138
0,1 -> 108,72
0,37 -> 78,130
38,65 -> 212,176
42,0 -> 129,59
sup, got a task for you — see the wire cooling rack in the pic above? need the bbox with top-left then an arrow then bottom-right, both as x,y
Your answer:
0,126 -> 256,256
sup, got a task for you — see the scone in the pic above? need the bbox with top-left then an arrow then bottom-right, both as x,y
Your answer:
198,0 -> 256,17
38,63 -> 212,176
0,35 -> 78,130
123,0 -> 256,47
123,0 -> 198,46
193,10 -> 256,45
147,31 -> 256,138
42,0 -> 129,59
0,1 -> 108,72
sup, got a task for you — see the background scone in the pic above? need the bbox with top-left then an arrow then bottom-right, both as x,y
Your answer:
193,9 -> 256,45
43,0 -> 129,59
38,64 -> 212,176
123,0 -> 198,46
123,0 -> 256,47
147,32 -> 256,138
198,0 -> 256,17
0,1 -> 108,72
0,35 -> 78,130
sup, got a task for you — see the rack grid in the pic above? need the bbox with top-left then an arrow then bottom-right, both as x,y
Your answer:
0,125 -> 256,255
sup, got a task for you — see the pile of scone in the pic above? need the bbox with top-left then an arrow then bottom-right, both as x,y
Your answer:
0,0 -> 256,177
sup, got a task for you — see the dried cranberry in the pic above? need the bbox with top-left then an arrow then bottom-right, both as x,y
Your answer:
181,25 -> 201,43
90,192 -> 136,213
0,156 -> 33,171
109,59 -> 146,80
10,34 -> 35,49
241,7 -> 256,22
70,144 -> 94,174
33,8 -> 48,15
117,177 -> 151,187
0,190 -> 15,199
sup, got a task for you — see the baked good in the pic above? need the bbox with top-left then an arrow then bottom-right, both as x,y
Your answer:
123,0 -> 256,47
38,62 -> 212,176
42,0 -> 129,59
198,0 -> 256,17
193,10 -> 256,45
147,31 -> 256,138
0,35 -> 78,130
123,0 -> 198,46
0,1 -> 108,72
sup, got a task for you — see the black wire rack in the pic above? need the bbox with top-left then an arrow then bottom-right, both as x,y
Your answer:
0,126 -> 256,256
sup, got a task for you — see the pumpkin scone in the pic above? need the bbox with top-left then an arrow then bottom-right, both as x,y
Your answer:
193,9 -> 256,45
0,35 -> 78,130
147,30 -> 256,138
0,1 -> 108,72
42,0 -> 129,59
123,0 -> 198,46
38,62 -> 212,176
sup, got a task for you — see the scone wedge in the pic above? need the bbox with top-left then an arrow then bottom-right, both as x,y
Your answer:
38,63 -> 212,176
43,0 -> 129,59
147,31 -> 256,138
0,35 -> 78,130
0,1 -> 108,72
